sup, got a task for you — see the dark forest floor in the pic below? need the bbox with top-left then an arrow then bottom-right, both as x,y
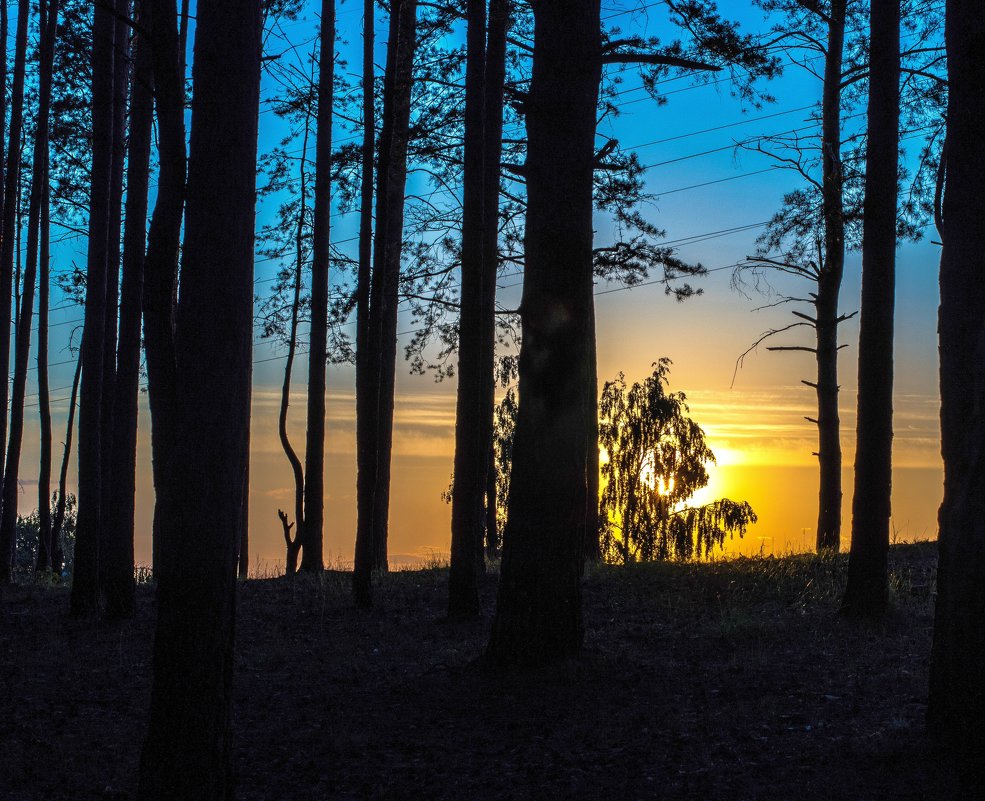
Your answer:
0,541 -> 968,800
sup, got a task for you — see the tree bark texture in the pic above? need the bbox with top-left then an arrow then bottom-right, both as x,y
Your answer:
487,0 -> 601,667
927,0 -> 985,782
813,0 -> 847,553
842,0 -> 900,619
301,0 -> 335,573
105,0 -> 153,618
137,0 -> 261,796
71,0 -> 116,612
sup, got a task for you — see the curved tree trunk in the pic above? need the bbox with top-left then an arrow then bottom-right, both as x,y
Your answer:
143,0 -> 186,579
52,355 -> 83,572
928,0 -> 985,782
105,0 -> 153,618
842,0 -> 900,619
813,0 -> 847,553
278,139 -> 309,576
487,0 -> 601,668
300,0 -> 335,573
137,0 -> 261,794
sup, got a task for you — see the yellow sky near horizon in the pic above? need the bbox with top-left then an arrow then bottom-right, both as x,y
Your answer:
12,360 -> 942,573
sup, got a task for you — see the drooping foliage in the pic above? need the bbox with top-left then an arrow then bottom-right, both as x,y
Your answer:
598,359 -> 756,562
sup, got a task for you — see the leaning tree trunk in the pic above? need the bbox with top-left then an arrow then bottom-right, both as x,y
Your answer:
278,151 -> 308,576
105,1 -> 153,619
0,0 -> 59,582
137,0 -> 261,795
143,0 -> 186,579
927,0 -> 985,782
487,0 -> 601,668
813,0 -> 847,553
52,355 -> 83,572
0,0 -> 30,582
300,0 -> 335,573
352,0 -> 376,607
449,0 -> 490,619
841,0 -> 899,619
71,0 -> 116,613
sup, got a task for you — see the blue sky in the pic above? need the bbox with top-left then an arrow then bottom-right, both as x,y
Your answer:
10,0 -> 944,568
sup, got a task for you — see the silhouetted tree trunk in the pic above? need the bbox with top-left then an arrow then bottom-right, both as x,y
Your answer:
485,444 -> 498,557
0,0 -> 10,514
0,2 -> 7,215
105,0 -> 153,618
99,0 -> 129,610
137,0 -> 261,794
143,0 -> 186,578
928,0 -> 985,783
0,0 -> 30,582
448,0 -> 490,619
36,169 -> 53,572
584,305 -> 601,561
0,0 -> 58,583
842,0 -> 900,619
238,464 -> 250,577
813,0 -> 847,552
352,0 -> 376,607
278,150 -> 308,575
482,0 -> 509,565
355,0 -> 418,603
71,0 -> 116,613
52,355 -> 83,572
487,0 -> 601,667
449,0 -> 510,614
367,0 -> 417,572
300,0 -> 335,573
